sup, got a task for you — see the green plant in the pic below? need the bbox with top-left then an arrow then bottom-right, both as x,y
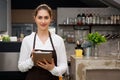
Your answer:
2,35 -> 10,42
86,32 -> 107,45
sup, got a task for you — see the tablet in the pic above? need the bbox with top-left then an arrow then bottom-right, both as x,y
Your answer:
33,51 -> 52,66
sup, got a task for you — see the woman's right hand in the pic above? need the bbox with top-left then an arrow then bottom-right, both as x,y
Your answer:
36,58 -> 55,71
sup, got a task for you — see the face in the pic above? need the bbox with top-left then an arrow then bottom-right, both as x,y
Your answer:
34,9 -> 51,31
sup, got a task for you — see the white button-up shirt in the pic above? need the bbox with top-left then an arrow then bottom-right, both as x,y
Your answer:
18,32 -> 68,76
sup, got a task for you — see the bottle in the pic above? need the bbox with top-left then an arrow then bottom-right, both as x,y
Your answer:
89,13 -> 93,24
85,14 -> 89,24
92,14 -> 96,24
75,40 -> 84,57
96,14 -> 100,24
81,13 -> 86,24
110,15 -> 114,24
77,13 -> 82,25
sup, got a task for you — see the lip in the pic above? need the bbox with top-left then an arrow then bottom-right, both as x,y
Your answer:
40,24 -> 47,27
42,25 -> 46,26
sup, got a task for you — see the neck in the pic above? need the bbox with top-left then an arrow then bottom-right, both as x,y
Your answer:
37,29 -> 48,34
37,30 -> 49,38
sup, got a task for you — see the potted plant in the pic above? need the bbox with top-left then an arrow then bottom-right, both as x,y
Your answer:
86,32 -> 107,57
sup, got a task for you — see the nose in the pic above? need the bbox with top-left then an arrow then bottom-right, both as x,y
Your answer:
41,19 -> 45,23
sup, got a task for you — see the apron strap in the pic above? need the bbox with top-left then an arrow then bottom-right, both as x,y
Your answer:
33,32 -> 37,49
49,31 -> 55,51
49,32 -> 57,66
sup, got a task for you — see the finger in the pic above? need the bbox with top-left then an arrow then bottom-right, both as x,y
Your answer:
43,58 -> 49,64
37,61 -> 45,67
37,61 -> 45,66
51,58 -> 55,65
30,54 -> 34,61
37,62 -> 45,68
30,53 -> 33,57
37,61 -> 48,69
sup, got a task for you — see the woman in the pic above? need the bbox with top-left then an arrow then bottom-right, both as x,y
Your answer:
18,4 -> 68,80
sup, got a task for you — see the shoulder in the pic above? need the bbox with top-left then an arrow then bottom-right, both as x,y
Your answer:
50,32 -> 63,41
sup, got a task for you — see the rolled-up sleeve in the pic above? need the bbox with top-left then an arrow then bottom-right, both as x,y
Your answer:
49,37 -> 68,76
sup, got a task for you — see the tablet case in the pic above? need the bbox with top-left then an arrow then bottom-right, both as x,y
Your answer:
33,52 -> 52,66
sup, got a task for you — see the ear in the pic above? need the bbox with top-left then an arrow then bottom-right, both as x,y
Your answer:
33,16 -> 36,23
33,16 -> 36,20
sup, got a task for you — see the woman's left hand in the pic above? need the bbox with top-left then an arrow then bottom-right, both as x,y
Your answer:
36,58 -> 55,70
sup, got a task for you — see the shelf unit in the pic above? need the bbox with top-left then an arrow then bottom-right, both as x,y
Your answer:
59,24 -> 120,33
58,23 -> 120,44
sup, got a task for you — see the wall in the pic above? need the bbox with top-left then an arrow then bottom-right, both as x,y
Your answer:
11,9 -> 34,23
57,7 -> 120,60
0,0 -> 11,35
57,7 -> 120,24
11,9 -> 57,23
0,0 -> 7,32
7,0 -> 11,35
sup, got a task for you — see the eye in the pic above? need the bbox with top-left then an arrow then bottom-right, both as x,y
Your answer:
38,16 -> 42,19
44,16 -> 49,19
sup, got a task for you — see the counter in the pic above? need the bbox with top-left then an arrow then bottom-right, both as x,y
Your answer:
70,55 -> 120,80
0,42 -> 22,71
0,42 -> 27,80
0,42 -> 21,52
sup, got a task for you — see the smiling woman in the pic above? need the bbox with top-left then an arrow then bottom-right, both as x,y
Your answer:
18,4 -> 68,80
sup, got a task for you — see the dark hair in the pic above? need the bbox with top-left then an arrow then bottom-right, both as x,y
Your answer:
34,4 -> 53,18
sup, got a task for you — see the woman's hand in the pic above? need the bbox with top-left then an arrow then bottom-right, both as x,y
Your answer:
30,50 -> 35,61
36,58 -> 55,70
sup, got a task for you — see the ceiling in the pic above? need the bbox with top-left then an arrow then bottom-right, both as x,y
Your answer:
11,0 -> 108,9
100,0 -> 120,10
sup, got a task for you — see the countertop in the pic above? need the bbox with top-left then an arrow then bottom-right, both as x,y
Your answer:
0,42 -> 21,52
70,55 -> 120,80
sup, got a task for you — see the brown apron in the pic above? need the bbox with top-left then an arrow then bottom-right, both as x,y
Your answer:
25,32 -> 59,80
